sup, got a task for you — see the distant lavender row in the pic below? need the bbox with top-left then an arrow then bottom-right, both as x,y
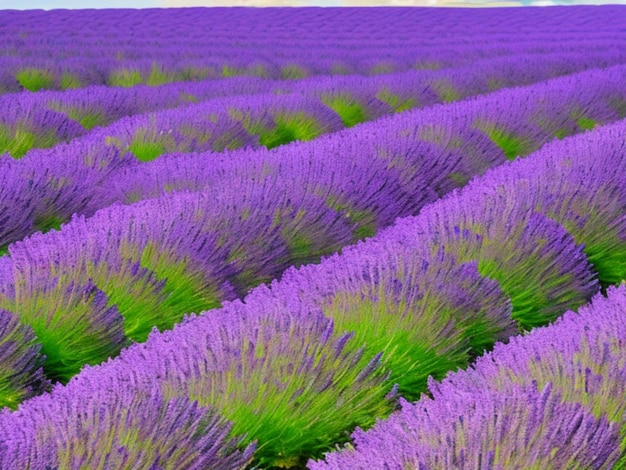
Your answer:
4,49 -> 624,159
1,119 -> 624,468
0,76 -> 278,155
2,7 -> 624,56
0,6 -> 624,92
2,42 -> 624,94
310,283 -> 626,469
2,64 -> 625,256
3,86 -> 343,160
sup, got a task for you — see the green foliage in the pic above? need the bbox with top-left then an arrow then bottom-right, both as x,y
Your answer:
248,64 -> 268,78
47,100 -> 107,130
255,112 -> 324,150
209,123 -> 247,152
135,242 -> 223,341
349,210 -> 377,241
0,245 -> 8,257
581,234 -> 626,288
0,278 -> 127,383
540,188 -> 626,286
430,79 -> 460,103
127,128 -> 177,162
108,68 -> 143,87
222,65 -> 244,77
553,112 -> 597,140
376,88 -> 416,113
320,248 -> 512,403
472,235 -> 587,331
285,232 -> 314,264
52,241 -> 222,344
554,128 -> 568,140
41,389 -> 252,469
280,64 -> 307,80
485,332 -> 626,466
0,124 -> 58,159
33,214 -> 65,235
230,109 -> 324,150
322,95 -> 368,128
178,123 -> 212,146
183,324 -> 395,468
576,116 -> 596,131
129,139 -> 165,162
59,73 -> 81,90
146,63 -> 175,86
226,248 -> 270,293
70,110 -> 105,130
482,126 -> 534,160
0,125 -> 36,158
77,255 -> 167,343
15,68 -> 56,91
448,172 -> 470,187
323,290 -> 470,401
0,310 -> 47,409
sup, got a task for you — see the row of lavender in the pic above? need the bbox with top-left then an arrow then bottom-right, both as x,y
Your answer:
311,282 -> 626,469
1,118 -> 624,468
4,49 -> 624,158
2,64 -> 625,258
0,7 -> 624,92
6,7 -> 623,49
1,42 -> 622,93
0,64 -> 624,404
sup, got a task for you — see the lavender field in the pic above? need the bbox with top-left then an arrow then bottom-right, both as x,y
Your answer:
0,6 -> 625,469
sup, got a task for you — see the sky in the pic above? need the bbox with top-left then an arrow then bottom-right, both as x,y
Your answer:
2,0 -> 626,9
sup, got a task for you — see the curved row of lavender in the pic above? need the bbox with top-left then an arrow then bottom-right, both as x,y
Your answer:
1,118 -> 624,468
0,65 -> 624,403
109,63 -> 626,208
1,64 -> 625,257
4,48 -> 624,159
1,7 -> 624,92
309,282 -> 626,469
